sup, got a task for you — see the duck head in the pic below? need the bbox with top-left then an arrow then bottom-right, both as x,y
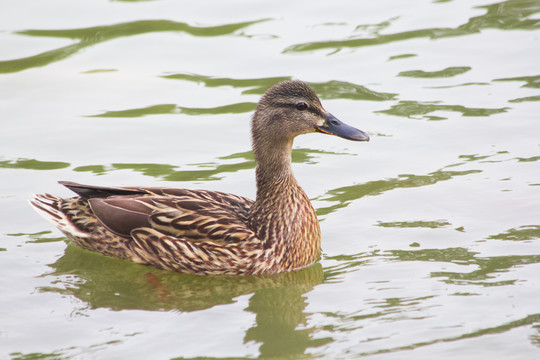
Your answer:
252,81 -> 370,152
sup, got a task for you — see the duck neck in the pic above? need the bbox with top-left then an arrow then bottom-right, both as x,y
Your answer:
253,138 -> 297,200
248,137 -> 321,271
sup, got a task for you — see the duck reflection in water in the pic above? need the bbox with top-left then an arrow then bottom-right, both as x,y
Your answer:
45,244 -> 332,358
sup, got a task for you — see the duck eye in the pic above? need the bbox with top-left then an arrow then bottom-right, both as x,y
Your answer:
295,102 -> 308,111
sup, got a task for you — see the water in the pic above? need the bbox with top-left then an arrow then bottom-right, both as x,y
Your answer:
1,0 -> 539,358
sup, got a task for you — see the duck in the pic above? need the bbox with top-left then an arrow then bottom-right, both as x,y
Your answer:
30,80 -> 369,275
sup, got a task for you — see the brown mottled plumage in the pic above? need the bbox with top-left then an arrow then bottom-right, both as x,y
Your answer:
30,81 -> 369,275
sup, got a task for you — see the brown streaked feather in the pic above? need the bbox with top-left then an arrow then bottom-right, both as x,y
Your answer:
129,228 -> 264,275
148,202 -> 254,244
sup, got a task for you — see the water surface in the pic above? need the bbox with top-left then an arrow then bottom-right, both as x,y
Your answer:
1,0 -> 539,359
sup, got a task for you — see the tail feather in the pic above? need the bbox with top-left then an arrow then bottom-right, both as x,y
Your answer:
29,193 -> 89,238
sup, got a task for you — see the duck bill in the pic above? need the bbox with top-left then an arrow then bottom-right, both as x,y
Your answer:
316,113 -> 370,141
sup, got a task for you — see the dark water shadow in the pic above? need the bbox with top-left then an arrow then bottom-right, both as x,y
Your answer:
0,149 -> 326,183
8,230 -> 65,244
389,247 -> 540,286
73,153 -> 255,181
0,146 -> 353,194
0,158 -> 70,170
162,74 -> 292,96
9,351 -> 66,360
375,100 -> 509,120
284,0 -> 540,53
89,102 -> 257,118
493,74 -> 540,89
508,95 -> 540,103
315,150 -> 520,216
71,148 -> 349,181
376,220 -> 452,229
315,168 -> 481,217
398,66 -> 471,78
322,251 -> 378,279
388,53 -> 417,61
163,73 -> 398,102
487,225 -> 540,241
40,243 -> 331,359
0,19 -> 267,74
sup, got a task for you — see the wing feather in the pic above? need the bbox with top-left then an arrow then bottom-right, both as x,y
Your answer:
60,182 -> 256,245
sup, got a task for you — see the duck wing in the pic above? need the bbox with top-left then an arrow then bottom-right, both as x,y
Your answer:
60,181 -> 255,243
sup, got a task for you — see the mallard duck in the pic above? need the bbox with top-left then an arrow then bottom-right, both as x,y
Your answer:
30,80 -> 369,275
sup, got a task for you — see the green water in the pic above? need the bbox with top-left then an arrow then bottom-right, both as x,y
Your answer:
1,0 -> 539,359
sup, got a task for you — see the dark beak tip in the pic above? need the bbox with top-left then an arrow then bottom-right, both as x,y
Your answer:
320,113 -> 370,142
342,128 -> 370,142
355,131 -> 370,142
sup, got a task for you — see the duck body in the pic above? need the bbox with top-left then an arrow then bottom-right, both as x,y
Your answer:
30,81 -> 369,275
